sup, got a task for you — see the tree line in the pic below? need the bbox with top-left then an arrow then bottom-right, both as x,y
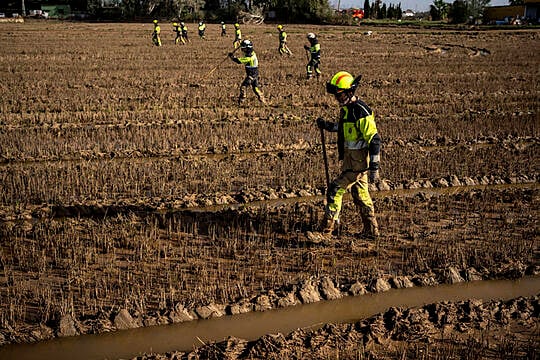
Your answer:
13,0 -> 500,23
82,0 -> 336,22
430,0 -> 492,23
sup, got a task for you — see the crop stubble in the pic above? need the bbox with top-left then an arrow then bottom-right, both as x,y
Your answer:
0,21 -> 538,343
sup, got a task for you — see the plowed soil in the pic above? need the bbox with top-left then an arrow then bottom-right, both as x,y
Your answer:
0,20 -> 538,357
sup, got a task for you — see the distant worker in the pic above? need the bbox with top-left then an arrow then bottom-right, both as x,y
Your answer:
316,71 -> 381,239
172,22 -> 182,44
277,24 -> 292,56
304,33 -> 321,79
233,23 -> 242,48
198,21 -> 206,39
152,19 -> 162,47
180,22 -> 189,44
228,39 -> 266,106
221,21 -> 227,36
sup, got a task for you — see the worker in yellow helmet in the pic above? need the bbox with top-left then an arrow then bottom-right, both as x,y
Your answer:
221,21 -> 227,37
233,23 -> 242,49
316,71 -> 381,239
277,24 -> 292,56
180,22 -> 189,44
228,39 -> 266,106
198,20 -> 206,39
152,19 -> 162,47
172,22 -> 182,44
304,32 -> 321,79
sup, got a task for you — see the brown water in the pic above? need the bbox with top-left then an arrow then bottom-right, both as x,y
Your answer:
1,277 -> 538,360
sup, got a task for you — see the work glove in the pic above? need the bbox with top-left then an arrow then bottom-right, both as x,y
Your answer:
316,117 -> 326,129
368,162 -> 380,183
304,45 -> 309,50
228,52 -> 234,58
316,117 -> 334,131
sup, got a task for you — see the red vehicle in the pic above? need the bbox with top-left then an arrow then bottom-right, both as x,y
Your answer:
352,9 -> 364,20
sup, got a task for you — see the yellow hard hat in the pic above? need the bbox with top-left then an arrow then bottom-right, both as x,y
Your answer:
234,23 -> 240,28
326,71 -> 361,94
173,22 -> 177,26
277,24 -> 283,30
153,19 -> 158,24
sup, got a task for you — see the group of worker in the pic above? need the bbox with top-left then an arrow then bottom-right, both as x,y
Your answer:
151,20 -> 381,241
151,20 -> 320,80
152,19 -> 236,44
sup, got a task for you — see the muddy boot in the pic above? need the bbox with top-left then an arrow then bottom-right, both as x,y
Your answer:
255,88 -> 267,105
359,206 -> 379,240
238,88 -> 247,106
306,216 -> 336,245
321,217 -> 335,235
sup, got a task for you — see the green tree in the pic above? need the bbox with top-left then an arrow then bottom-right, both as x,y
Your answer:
363,0 -> 371,18
380,3 -> 387,18
430,0 -> 449,20
372,0 -> 381,18
466,0 -> 490,20
387,3 -> 394,18
252,0 -> 332,22
448,0 -> 467,22
430,4 -> 440,19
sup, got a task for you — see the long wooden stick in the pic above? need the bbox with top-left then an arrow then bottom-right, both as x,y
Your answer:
320,127 -> 330,193
202,46 -> 241,80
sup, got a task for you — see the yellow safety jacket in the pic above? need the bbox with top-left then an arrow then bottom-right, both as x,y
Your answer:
233,51 -> 259,77
337,99 -> 378,162
279,30 -> 287,43
308,42 -> 320,59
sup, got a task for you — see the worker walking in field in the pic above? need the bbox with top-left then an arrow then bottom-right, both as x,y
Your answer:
152,19 -> 162,47
304,33 -> 321,79
316,71 -> 381,239
233,23 -> 242,48
277,24 -> 292,56
228,39 -> 266,106
180,22 -> 189,44
221,21 -> 227,36
173,22 -> 182,44
198,21 -> 206,39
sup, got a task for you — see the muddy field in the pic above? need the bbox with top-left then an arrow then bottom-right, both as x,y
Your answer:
0,20 -> 538,356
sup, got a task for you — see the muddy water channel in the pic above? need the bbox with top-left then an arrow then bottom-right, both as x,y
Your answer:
1,277 -> 538,360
